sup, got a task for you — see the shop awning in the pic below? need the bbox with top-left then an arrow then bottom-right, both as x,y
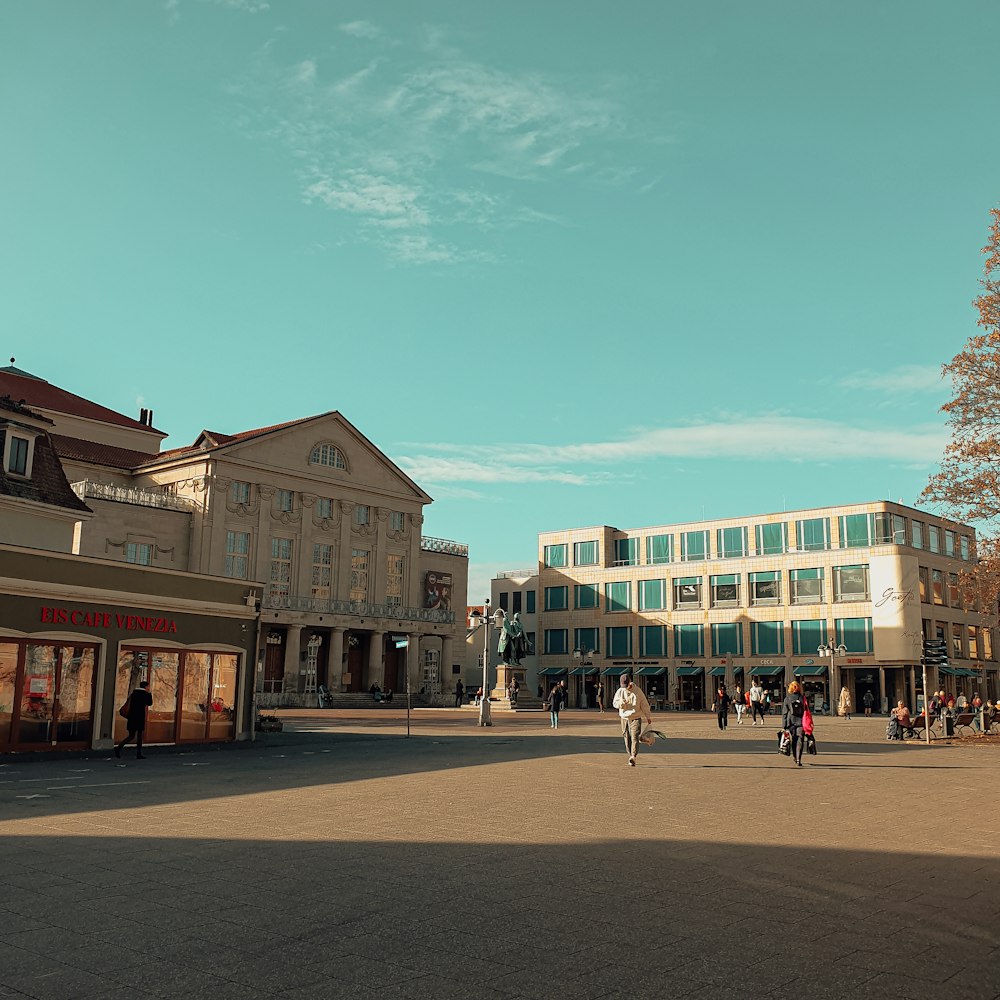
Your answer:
937,665 -> 969,677
709,666 -> 728,677
750,665 -> 784,676
538,667 -> 567,677
602,666 -> 630,676
676,666 -> 703,677
637,667 -> 666,676
957,668 -> 978,677
570,666 -> 598,676
794,665 -> 828,677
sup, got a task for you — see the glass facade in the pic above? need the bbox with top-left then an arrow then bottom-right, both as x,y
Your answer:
755,522 -> 786,555
681,530 -> 709,562
638,579 -> 666,611
544,586 -> 568,611
574,540 -> 598,565
543,544 -> 567,568
711,623 -> 743,656
574,584 -> 599,610
646,534 -> 673,564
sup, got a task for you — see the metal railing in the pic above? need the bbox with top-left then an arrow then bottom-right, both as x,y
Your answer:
420,535 -> 468,557
262,593 -> 455,624
495,568 -> 537,579
71,479 -> 194,512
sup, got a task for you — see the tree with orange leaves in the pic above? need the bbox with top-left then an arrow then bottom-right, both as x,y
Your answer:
922,207 -> 1000,610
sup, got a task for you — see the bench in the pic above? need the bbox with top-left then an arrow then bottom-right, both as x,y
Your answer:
953,712 -> 977,736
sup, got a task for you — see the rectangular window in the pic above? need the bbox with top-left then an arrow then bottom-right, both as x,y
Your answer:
918,566 -> 929,603
543,544 -> 567,568
640,625 -> 666,657
499,592 -> 510,611
646,534 -> 673,564
125,542 -> 152,565
948,572 -> 961,608
833,564 -> 869,602
967,625 -> 979,660
526,631 -> 536,651
983,627 -> 994,661
575,627 -> 599,654
574,584 -> 599,609
951,623 -> 963,660
755,522 -> 786,556
839,514 -> 870,548
710,574 -> 740,608
673,576 -> 702,609
525,590 -> 536,614
355,504 -> 370,525
792,619 -> 828,655
796,517 -> 829,551
574,540 -> 598,566
544,586 -> 568,611
606,626 -> 632,657
638,579 -> 666,611
790,568 -> 824,605
871,512 -> 894,544
512,591 -> 522,614
749,571 -> 780,605
605,582 -> 631,613
931,569 -> 945,606
270,538 -> 293,604
316,498 -> 333,519
350,548 -> 369,602
681,530 -> 709,562
276,489 -> 294,513
224,530 -> 250,579
911,520 -> 924,548
944,530 -> 956,557
231,481 -> 251,505
928,525 -> 941,553
717,526 -> 747,559
8,436 -> 28,475
836,617 -> 873,653
614,538 -> 638,566
960,536 -> 970,561
389,511 -> 405,531
312,544 -> 333,601
544,629 -> 568,655
674,624 -> 704,657
752,621 -> 785,656
711,622 -> 743,656
385,554 -> 404,606
892,514 -> 906,543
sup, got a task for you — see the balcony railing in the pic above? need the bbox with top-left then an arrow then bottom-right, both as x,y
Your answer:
420,535 -> 468,557
262,593 -> 455,625
495,568 -> 537,580
72,480 -> 194,512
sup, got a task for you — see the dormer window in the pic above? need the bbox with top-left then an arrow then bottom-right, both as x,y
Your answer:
2,430 -> 35,479
310,443 -> 347,470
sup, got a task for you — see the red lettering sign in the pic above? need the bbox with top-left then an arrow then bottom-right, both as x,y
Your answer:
40,605 -> 179,634
846,657 -> 864,664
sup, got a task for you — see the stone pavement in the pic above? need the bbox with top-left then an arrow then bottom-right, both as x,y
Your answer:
0,711 -> 997,1000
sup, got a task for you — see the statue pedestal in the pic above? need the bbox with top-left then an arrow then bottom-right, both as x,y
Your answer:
494,663 -> 525,701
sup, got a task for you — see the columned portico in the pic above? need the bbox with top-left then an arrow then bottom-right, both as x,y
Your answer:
283,624 -> 303,693
328,627 -> 345,690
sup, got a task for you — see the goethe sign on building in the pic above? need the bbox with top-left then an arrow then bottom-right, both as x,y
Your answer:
870,555 -> 921,662
40,605 -> 179,634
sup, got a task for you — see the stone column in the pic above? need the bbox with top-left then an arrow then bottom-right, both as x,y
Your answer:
328,627 -> 345,690
407,633 -> 422,696
878,666 -> 886,714
283,625 -> 302,695
441,636 -> 454,680
368,631 -> 385,689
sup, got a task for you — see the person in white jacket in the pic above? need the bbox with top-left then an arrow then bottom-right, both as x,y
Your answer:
612,674 -> 653,767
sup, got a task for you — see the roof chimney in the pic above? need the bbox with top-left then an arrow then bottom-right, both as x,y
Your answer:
139,407 -> 148,425
145,408 -> 154,427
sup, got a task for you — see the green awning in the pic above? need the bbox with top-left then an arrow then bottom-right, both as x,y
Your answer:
709,666 -> 728,677
794,665 -> 828,677
570,667 -> 598,676
538,667 -> 567,677
750,665 -> 784,676
677,666 -> 703,677
637,667 -> 666,676
937,665 -> 959,676
958,668 -> 978,677
602,666 -> 630,676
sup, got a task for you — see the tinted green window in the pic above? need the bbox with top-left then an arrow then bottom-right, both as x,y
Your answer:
639,579 -> 666,610
674,577 -> 702,606
755,523 -> 786,555
797,517 -> 829,551
792,619 -> 827,655
646,534 -> 673,564
750,571 -> 780,603
605,582 -> 631,613
836,617 -> 872,653
960,536 -> 970,560
839,514 -> 870,548
544,629 -> 568,654
574,584 -> 599,609
640,626 -> 666,657
711,623 -> 743,656
574,540 -> 598,565
525,590 -> 536,614
544,586 -> 568,611
910,521 -> 924,549
574,627 -> 599,653
717,526 -> 747,559
614,538 -> 638,565
681,530 -> 708,561
543,544 -> 567,567
752,621 -> 784,655
606,626 -> 632,657
675,624 -> 704,657
711,574 -> 739,606
790,568 -> 823,604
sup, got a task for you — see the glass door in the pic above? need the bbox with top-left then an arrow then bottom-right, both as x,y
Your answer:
18,644 -> 57,745
208,654 -> 238,740
0,643 -> 18,749
56,646 -> 96,743
179,652 -> 211,741
146,651 -> 180,744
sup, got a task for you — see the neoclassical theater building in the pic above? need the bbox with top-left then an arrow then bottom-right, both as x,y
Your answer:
0,363 -> 467,715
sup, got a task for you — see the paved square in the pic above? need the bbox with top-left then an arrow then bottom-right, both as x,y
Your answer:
1,710 -> 998,999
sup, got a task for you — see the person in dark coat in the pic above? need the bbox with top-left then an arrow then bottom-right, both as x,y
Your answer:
715,685 -> 732,731
454,680 -> 464,707
547,681 -> 566,729
115,681 -> 153,760
781,680 -> 808,767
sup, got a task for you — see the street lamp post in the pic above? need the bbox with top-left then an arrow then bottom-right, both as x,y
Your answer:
469,601 -> 505,727
573,647 -> 593,709
818,641 -> 848,712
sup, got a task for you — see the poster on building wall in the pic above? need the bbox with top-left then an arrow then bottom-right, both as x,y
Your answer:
424,571 -> 453,611
870,554 -> 922,661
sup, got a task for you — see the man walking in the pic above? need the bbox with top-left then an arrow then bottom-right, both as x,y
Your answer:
613,674 -> 652,766
454,679 -> 464,708
115,680 -> 153,760
749,679 -> 766,725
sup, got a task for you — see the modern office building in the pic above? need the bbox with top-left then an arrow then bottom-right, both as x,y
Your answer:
531,502 -> 997,712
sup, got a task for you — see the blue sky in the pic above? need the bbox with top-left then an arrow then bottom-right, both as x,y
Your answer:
4,0 -> 998,601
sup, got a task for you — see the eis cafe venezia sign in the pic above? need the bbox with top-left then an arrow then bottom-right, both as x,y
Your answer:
40,605 -> 179,634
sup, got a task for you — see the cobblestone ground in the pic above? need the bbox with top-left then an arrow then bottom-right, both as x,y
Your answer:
1,710 -> 997,1000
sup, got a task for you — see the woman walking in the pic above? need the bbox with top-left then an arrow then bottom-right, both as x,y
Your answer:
733,684 -> 745,724
595,681 -> 605,713
782,681 -> 808,767
546,681 -> 566,729
838,685 -> 852,720
715,684 -> 732,731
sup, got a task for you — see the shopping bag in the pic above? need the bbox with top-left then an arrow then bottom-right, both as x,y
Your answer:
638,723 -> 668,747
805,733 -> 817,756
118,695 -> 132,719
777,730 -> 791,755
802,704 -> 814,736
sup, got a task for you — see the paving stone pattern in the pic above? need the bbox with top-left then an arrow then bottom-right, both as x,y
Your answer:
0,711 -> 997,999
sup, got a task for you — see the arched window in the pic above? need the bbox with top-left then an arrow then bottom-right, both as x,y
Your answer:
310,443 -> 347,470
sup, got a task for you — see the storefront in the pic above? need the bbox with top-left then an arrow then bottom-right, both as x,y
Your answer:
0,545 -> 259,753
676,665 -> 705,710
636,666 -> 666,709
793,664 -> 829,712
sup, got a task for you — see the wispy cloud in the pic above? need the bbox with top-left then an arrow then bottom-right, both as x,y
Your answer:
339,20 -> 381,40
837,364 -> 946,394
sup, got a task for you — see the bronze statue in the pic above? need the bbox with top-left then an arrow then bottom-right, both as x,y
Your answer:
498,612 -> 532,665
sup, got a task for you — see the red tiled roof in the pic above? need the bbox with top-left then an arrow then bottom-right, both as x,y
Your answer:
0,433 -> 91,513
0,370 -> 163,435
50,434 -> 159,471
